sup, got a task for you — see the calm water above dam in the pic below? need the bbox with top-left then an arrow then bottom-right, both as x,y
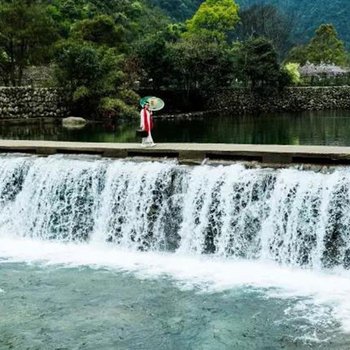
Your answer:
1,110 -> 350,145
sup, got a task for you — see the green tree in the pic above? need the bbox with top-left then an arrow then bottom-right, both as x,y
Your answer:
72,15 -> 125,48
167,33 -> 233,95
286,24 -> 348,66
285,45 -> 308,65
49,0 -> 169,43
307,24 -> 347,66
186,0 -> 239,41
236,37 -> 288,94
0,0 -> 58,85
54,40 -> 138,119
235,4 -> 294,58
57,0 -> 84,20
283,62 -> 301,85
134,24 -> 183,89
148,0 -> 202,21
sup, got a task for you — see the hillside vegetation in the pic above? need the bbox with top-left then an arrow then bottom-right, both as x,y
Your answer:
150,0 -> 350,45
239,0 -> 350,45
0,0 -> 348,120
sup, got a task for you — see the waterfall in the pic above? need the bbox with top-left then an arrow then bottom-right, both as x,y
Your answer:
1,153 -> 350,269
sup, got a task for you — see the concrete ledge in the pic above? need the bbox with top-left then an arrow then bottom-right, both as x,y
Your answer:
1,140 -> 350,165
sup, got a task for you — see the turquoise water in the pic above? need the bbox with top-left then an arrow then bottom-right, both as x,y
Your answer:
0,260 -> 348,350
1,110 -> 350,145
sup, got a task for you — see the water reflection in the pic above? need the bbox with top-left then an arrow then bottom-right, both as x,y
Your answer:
0,110 -> 349,145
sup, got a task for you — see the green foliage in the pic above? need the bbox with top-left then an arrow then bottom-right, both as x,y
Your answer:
54,41 -> 138,118
285,45 -> 309,66
99,97 -> 138,119
236,37 -> 289,94
166,33 -> 234,94
286,24 -> 348,66
0,0 -> 58,85
283,63 -> 301,85
236,0 -> 350,48
72,15 -> 125,47
118,88 -> 140,106
185,0 -> 240,41
133,27 -> 179,89
148,0 -> 202,21
73,86 -> 90,102
54,41 -> 102,92
307,24 -> 347,66
150,0 -> 350,50
49,0 -> 169,42
234,4 -> 293,58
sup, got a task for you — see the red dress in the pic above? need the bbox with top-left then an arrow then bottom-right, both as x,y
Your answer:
142,108 -> 153,133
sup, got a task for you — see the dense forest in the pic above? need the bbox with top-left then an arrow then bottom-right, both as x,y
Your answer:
239,0 -> 350,46
0,0 -> 348,120
151,0 -> 350,46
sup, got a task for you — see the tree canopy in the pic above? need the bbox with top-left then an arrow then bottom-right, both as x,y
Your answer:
148,0 -> 202,21
186,0 -> 239,41
0,0 -> 57,85
286,24 -> 347,66
151,0 -> 350,49
235,37 -> 289,94
238,0 -> 350,48
234,4 -> 293,58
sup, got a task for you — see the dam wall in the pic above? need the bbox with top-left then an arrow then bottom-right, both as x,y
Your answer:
1,140 -> 350,166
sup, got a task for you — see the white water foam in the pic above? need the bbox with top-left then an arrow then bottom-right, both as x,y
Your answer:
1,155 -> 350,268
1,237 -> 350,333
2,155 -> 350,337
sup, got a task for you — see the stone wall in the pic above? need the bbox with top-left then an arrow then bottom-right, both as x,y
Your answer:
1,86 -> 350,122
211,86 -> 350,114
0,87 -> 68,120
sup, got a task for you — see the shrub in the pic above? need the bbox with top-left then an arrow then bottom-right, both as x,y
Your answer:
99,97 -> 138,119
283,63 -> 301,85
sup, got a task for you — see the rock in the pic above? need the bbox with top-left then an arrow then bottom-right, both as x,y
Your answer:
62,116 -> 87,129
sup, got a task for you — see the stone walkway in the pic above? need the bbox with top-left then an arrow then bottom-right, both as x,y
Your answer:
0,140 -> 350,165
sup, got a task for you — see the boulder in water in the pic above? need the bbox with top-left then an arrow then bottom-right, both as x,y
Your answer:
62,117 -> 87,129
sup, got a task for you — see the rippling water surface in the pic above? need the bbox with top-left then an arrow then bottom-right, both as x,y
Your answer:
1,245 -> 350,350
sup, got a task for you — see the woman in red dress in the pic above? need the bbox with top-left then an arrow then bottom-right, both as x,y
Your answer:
140,102 -> 155,147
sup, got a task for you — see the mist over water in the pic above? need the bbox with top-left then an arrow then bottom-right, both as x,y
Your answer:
2,154 -> 350,347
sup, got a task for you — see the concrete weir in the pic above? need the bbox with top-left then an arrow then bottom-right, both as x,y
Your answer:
1,140 -> 350,165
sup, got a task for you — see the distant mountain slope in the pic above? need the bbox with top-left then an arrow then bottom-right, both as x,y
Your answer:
149,0 -> 349,46
238,0 -> 350,45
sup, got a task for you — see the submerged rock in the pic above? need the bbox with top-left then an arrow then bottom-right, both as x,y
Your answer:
62,116 -> 87,129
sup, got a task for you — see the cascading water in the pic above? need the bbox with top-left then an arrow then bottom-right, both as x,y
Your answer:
4,153 -> 350,347
1,153 -> 350,270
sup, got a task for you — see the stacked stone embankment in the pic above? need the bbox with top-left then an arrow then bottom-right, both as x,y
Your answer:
212,87 -> 350,114
0,87 -> 68,120
1,86 -> 349,121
